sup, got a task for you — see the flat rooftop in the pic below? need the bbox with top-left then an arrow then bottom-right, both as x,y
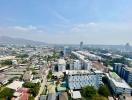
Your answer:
107,72 -> 131,89
124,66 -> 132,72
66,70 -> 91,75
66,70 -> 103,75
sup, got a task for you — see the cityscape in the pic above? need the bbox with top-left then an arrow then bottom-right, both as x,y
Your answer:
0,0 -> 132,100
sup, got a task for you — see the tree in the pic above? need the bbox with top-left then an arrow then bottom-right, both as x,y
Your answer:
23,82 -> 36,88
47,70 -> 52,79
29,95 -> 35,100
0,88 -> 14,99
30,87 -> 39,97
98,85 -> 110,97
81,86 -> 97,99
23,82 -> 40,97
0,60 -> 12,66
93,96 -> 108,100
16,54 -> 29,58
55,79 -> 60,86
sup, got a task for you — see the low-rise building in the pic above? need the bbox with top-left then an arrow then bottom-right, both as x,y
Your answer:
0,74 -> 9,85
23,71 -> 33,82
71,91 -> 81,100
6,81 -> 24,91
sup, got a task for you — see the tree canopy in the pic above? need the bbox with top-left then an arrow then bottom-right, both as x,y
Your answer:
81,85 -> 109,100
23,82 -> 40,97
0,60 -> 12,66
103,57 -> 129,66
47,70 -> 52,79
0,88 -> 14,99
81,86 -> 97,99
98,85 -> 110,97
16,54 -> 29,58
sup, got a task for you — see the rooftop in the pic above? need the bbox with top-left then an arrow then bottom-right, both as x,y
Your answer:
58,59 -> 66,65
59,92 -> 68,100
107,73 -> 131,89
124,66 -> 132,72
6,81 -> 24,90
66,70 -> 103,75
66,70 -> 91,75
71,91 -> 81,99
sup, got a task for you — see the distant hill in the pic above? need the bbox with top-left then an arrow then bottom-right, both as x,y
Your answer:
0,36 -> 46,45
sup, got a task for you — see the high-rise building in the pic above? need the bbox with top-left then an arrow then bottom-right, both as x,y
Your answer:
73,60 -> 81,70
66,70 -> 103,90
125,43 -> 131,52
106,72 -> 132,95
72,51 -> 92,70
63,46 -> 71,57
58,59 -> 66,72
80,41 -> 83,50
113,63 -> 132,83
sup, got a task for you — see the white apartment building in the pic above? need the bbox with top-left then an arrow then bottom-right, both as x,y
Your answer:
72,51 -> 92,70
66,70 -> 103,90
58,59 -> 66,72
107,72 -> 132,95
77,51 -> 102,61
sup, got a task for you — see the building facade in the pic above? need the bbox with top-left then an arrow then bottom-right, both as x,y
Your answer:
63,46 -> 71,57
71,51 -> 92,70
107,72 -> 132,95
58,59 -> 66,72
66,70 -> 103,90
80,41 -> 83,50
113,63 -> 132,84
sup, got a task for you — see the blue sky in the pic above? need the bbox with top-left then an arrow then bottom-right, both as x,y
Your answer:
0,0 -> 132,44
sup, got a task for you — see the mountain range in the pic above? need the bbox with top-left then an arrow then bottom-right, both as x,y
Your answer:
0,36 -> 46,45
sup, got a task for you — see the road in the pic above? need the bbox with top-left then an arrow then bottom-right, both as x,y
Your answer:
35,68 -> 49,100
35,76 -> 46,100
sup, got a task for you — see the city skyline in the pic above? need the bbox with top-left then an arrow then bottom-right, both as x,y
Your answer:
0,0 -> 132,44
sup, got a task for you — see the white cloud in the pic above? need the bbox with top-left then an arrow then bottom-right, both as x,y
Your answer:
0,22 -> 132,44
0,25 -> 47,38
70,22 -> 132,34
11,25 -> 37,32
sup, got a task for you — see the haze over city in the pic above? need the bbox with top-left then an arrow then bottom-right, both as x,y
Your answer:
0,0 -> 132,44
1,1 -> 132,100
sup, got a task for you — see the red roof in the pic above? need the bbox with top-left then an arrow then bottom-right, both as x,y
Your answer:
20,93 -> 29,100
17,88 -> 29,93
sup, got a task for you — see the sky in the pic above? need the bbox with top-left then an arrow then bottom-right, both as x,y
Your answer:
0,0 -> 132,44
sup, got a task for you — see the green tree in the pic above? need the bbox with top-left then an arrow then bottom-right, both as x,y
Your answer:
0,60 -> 12,66
98,85 -> 110,97
29,95 -> 35,100
30,86 -> 39,97
16,54 -> 29,58
23,82 -> 36,88
81,86 -> 97,100
93,96 -> 108,100
47,70 -> 52,79
23,82 -> 40,97
0,88 -> 14,99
